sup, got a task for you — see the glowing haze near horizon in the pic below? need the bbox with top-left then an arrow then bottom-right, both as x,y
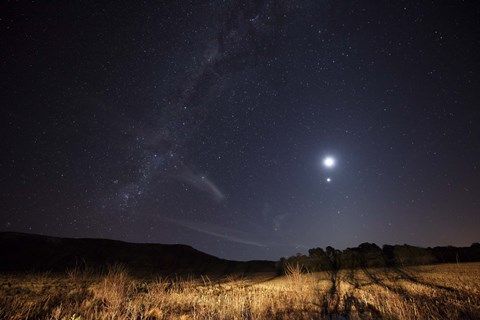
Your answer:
2,1 -> 479,260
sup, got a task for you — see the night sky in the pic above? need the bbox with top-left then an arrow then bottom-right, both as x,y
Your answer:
2,1 -> 479,261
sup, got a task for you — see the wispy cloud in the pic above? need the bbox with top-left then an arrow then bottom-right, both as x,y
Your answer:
179,169 -> 226,202
164,217 -> 266,247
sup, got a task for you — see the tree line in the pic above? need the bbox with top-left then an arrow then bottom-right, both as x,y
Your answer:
278,242 -> 480,273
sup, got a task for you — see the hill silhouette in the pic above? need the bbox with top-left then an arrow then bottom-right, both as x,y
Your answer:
2,232 -> 479,277
0,232 -> 275,276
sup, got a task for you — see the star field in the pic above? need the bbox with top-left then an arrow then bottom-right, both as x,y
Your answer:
1,1 -> 479,260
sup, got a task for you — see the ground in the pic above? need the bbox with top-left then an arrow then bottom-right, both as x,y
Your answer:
1,263 -> 479,319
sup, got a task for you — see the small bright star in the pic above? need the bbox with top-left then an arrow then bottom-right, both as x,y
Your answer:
323,156 -> 335,168
326,178 -> 331,182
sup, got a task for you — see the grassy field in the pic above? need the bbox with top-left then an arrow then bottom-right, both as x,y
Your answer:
0,262 -> 479,319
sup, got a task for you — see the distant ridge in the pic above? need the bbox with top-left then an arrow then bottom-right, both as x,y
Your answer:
3,232 -> 478,276
0,232 -> 276,276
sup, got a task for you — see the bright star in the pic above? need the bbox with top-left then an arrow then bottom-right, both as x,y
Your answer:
326,178 -> 331,182
323,156 -> 335,168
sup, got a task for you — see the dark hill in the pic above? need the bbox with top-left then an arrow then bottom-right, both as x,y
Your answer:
0,232 -> 276,276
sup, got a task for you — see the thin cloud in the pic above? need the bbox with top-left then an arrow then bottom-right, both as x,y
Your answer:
164,217 -> 266,247
179,169 -> 226,202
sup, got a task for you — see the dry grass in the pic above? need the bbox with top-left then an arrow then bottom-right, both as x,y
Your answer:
0,262 -> 479,319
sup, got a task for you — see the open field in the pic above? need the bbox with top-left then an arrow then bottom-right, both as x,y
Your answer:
0,263 -> 479,319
